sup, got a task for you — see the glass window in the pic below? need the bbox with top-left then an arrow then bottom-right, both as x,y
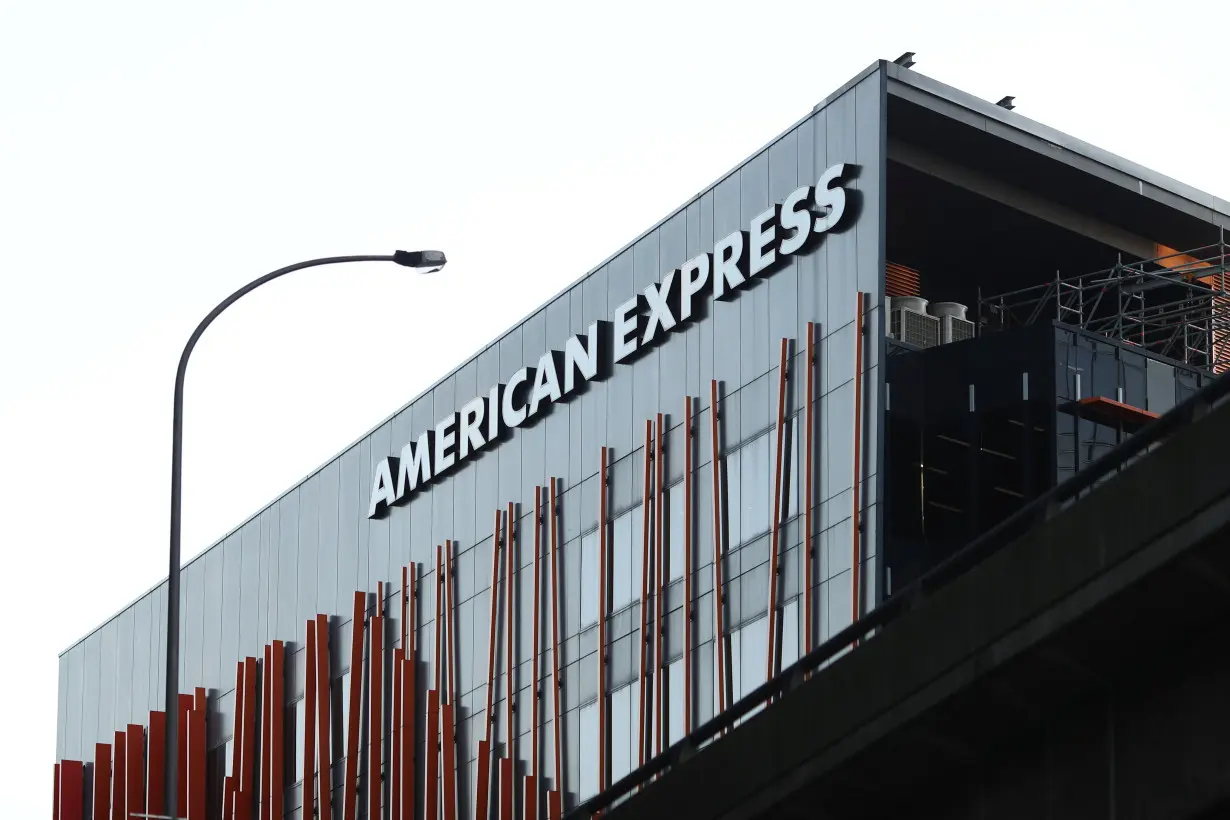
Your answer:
613,511 -> 635,610
668,486 -> 684,582
738,618 -> 768,700
580,531 -> 599,628
726,450 -> 741,549
292,699 -> 304,783
579,702 -> 599,800
611,685 -> 632,782
333,673 -> 350,761
740,436 -> 770,544
781,600 -> 799,668
668,660 -> 684,745
224,740 -> 234,777
786,418 -> 800,518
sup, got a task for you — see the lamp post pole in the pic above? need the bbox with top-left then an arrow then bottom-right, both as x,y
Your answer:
163,250 -> 446,812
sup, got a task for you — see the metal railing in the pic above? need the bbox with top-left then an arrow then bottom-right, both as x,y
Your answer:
568,370 -> 1230,819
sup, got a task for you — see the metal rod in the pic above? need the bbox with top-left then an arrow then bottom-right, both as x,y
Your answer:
804,323 -> 817,656
708,380 -> 728,719
548,477 -> 564,798
506,502 -> 516,765
598,445 -> 610,796
637,420 -> 653,767
654,413 -> 666,756
766,338 -> 790,681
683,397 -> 694,734
532,487 -> 543,785
852,294 -> 865,628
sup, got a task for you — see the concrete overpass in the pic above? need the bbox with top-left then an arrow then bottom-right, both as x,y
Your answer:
573,379 -> 1230,820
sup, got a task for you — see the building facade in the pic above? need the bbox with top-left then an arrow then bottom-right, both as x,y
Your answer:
54,58 -> 1230,820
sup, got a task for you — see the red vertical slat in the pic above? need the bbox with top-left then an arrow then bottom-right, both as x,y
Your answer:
271,644 -> 285,820
232,662 -> 245,785
93,745 -> 111,820
547,789 -> 562,820
261,646 -> 272,820
187,707 -> 206,820
547,479 -> 563,799
305,621 -> 318,819
440,702 -> 457,820
709,380 -> 728,717
54,763 -> 60,820
178,693 -> 193,820
113,731 -> 126,820
223,777 -> 235,820
852,294 -> 865,627
146,711 -> 166,818
125,724 -> 145,820
684,396 -> 694,734
369,617 -> 384,820
239,657 -> 258,820
344,592 -> 366,820
445,540 -> 458,706
597,446 -> 609,797
59,760 -> 83,820
766,338 -> 790,680
498,758 -> 513,820
804,322 -> 817,656
654,413 -> 665,756
315,616 -> 334,820
425,690 -> 439,820
505,502 -> 515,765
477,509 -> 502,820
531,486 -> 542,786
401,567 -> 417,820
435,547 -> 444,695
637,420 -> 653,767
391,647 -> 402,820
523,775 -> 537,820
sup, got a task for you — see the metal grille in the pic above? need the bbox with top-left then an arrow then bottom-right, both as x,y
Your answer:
891,308 -> 939,348
943,316 -> 975,344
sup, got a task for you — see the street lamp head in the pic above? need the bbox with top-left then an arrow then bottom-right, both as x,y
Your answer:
393,249 -> 447,273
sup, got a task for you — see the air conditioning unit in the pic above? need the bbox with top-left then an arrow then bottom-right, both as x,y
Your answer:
889,297 -> 940,349
940,314 -> 975,344
929,301 -> 975,345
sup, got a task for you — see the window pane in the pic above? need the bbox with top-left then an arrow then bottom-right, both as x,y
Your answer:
668,486 -> 684,582
726,450 -> 741,548
741,437 -> 770,544
293,699 -> 305,783
613,511 -> 634,610
668,660 -> 684,745
580,531 -> 599,628
611,686 -> 631,782
781,600 -> 799,668
579,702 -> 599,800
334,673 -> 349,761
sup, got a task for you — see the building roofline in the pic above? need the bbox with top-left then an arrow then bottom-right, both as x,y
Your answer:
884,62 -> 1230,228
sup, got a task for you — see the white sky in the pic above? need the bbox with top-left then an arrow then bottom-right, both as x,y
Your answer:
2,0 -> 1227,814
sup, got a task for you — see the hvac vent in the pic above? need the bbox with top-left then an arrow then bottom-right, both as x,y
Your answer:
941,315 -> 975,344
890,306 -> 940,349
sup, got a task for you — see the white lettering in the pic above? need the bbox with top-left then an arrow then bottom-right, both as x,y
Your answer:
749,206 -> 780,277
367,457 -> 396,518
713,230 -> 748,300
641,269 -> 678,344
458,396 -> 487,460
502,367 -> 533,428
613,296 -> 641,363
529,351 -> 563,417
678,253 -> 711,321
778,185 -> 815,256
397,432 -> 434,498
434,413 -> 459,473
813,163 -> 849,234
563,321 -> 605,394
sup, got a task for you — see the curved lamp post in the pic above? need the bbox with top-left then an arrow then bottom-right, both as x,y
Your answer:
163,249 -> 446,810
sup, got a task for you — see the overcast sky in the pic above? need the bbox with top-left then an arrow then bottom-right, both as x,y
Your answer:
2,0 -> 1227,814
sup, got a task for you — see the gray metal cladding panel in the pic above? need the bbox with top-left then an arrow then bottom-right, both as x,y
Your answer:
114,604 -> 134,726
58,70 -> 887,791
201,543 -> 224,693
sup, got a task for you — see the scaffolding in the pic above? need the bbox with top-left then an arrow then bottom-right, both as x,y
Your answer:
979,236 -> 1230,373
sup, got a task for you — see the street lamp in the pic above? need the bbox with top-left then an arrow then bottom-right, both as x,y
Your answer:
163,250 -> 447,811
